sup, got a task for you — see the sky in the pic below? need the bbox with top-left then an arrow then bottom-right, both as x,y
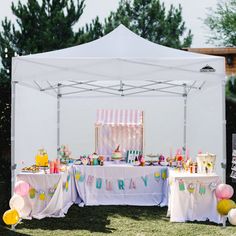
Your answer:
0,0 -> 220,48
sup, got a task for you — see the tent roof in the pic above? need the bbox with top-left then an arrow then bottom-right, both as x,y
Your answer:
17,24 -> 220,59
12,25 -> 225,97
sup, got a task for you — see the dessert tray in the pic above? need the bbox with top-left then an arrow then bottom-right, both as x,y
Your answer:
21,165 -> 40,173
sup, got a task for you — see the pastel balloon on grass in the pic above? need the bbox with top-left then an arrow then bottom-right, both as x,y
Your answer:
14,181 -> 30,197
9,194 -> 25,212
215,184 -> 234,199
2,209 -> 20,225
217,199 -> 236,215
228,208 -> 236,225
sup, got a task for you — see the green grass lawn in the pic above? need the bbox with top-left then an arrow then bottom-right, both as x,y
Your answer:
0,205 -> 235,236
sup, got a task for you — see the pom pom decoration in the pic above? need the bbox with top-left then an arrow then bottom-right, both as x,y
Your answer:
14,181 -> 30,197
2,209 -> 20,225
9,194 -> 25,212
215,184 -> 234,200
217,199 -> 236,215
228,208 -> 236,225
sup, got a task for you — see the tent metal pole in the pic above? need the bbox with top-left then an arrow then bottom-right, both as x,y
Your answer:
11,81 -> 17,196
57,84 -> 61,157
183,84 -> 187,158
221,79 -> 226,183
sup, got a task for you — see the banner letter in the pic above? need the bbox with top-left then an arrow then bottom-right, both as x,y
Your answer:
106,180 -> 113,191
141,175 -> 148,187
96,178 -> 102,189
129,178 -> 136,189
118,179 -> 125,190
87,175 -> 94,186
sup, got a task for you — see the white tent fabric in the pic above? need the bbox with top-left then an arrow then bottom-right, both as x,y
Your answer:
12,24 -> 224,83
12,25 -> 226,188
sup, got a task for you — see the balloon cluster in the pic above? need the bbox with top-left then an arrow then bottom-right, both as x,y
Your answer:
2,181 -> 32,226
215,183 -> 236,225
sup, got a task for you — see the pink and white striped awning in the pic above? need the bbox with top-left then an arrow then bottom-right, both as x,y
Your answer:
96,109 -> 143,125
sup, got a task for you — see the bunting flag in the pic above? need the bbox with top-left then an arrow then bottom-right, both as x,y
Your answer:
187,183 -> 195,193
75,169 -> 169,191
29,186 -> 57,200
39,191 -> 46,201
154,171 -> 160,182
176,179 -> 219,195
161,169 -> 167,180
75,171 -> 85,182
199,184 -> 206,195
179,179 -> 185,191
209,182 -> 217,191
29,188 -> 36,199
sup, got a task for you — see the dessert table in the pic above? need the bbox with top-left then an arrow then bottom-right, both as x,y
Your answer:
167,170 -> 222,223
73,162 -> 169,206
17,165 -> 78,219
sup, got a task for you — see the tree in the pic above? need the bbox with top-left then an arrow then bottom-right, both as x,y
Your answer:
204,0 -> 236,46
204,0 -> 236,97
0,0 -> 85,151
0,19 -> 14,150
82,0 -> 193,49
226,76 -> 236,99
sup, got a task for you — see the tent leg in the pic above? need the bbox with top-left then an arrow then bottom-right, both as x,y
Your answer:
57,84 -> 61,157
11,81 -> 17,196
221,80 -> 226,183
183,84 -> 187,158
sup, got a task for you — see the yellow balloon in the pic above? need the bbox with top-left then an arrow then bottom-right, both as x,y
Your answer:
217,199 -> 236,215
2,209 -> 20,225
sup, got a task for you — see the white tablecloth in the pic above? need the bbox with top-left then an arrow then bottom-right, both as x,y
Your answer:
17,165 -> 78,219
73,163 -> 169,206
167,170 -> 222,223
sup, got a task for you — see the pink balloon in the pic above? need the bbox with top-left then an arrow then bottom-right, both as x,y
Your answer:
215,184 -> 234,199
14,181 -> 30,197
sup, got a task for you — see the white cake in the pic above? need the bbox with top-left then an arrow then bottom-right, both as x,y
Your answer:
111,145 -> 122,160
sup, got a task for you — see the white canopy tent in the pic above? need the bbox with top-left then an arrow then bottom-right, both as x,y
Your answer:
11,25 -> 226,192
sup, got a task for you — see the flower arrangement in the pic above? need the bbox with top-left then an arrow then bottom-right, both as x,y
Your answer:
59,145 -> 72,164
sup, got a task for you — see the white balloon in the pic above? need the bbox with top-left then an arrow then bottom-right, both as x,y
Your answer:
9,194 -> 25,212
228,208 -> 236,225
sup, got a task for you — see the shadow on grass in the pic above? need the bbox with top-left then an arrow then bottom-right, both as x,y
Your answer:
16,205 -> 169,234
0,226 -> 30,236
